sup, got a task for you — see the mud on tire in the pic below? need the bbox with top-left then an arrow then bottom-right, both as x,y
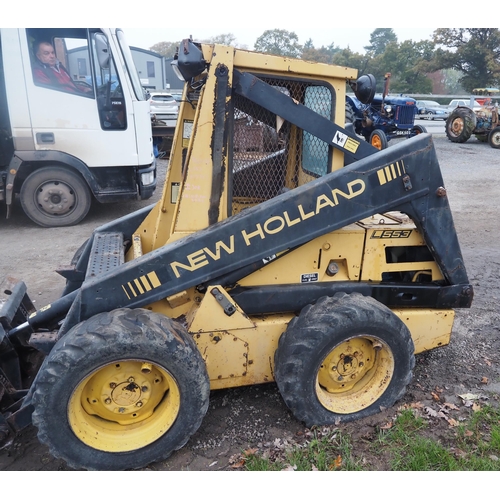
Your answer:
31,308 -> 210,471
445,107 -> 476,143
274,293 -> 415,427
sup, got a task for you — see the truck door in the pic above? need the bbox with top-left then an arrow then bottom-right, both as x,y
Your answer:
21,28 -> 140,169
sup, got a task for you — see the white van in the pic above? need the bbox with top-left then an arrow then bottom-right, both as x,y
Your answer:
448,98 -> 481,110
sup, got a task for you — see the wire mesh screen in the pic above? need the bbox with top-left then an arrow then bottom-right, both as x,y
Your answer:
231,77 -> 334,215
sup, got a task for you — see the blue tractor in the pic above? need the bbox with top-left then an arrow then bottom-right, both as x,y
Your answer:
346,73 -> 426,150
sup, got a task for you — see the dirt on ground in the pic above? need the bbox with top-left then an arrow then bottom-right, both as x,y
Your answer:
0,135 -> 499,471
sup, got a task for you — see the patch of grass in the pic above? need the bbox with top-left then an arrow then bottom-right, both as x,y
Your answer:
244,428 -> 362,471
378,406 -> 500,471
243,405 -> 500,471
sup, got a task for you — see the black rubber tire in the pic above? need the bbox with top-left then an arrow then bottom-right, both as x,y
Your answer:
345,102 -> 355,125
31,308 -> 210,470
413,124 -> 427,133
20,166 -> 91,227
274,293 -> 415,427
369,130 -> 388,150
445,107 -> 476,143
488,127 -> 500,149
410,124 -> 427,137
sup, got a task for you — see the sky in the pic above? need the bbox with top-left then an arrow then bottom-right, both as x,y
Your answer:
123,27 -> 438,54
5,0 -> 448,55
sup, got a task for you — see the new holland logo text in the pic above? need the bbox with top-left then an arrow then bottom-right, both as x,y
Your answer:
169,179 -> 366,278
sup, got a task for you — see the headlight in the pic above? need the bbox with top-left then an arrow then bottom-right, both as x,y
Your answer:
171,60 -> 185,81
141,171 -> 155,186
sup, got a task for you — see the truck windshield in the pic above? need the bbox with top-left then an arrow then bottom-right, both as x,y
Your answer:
116,29 -> 146,101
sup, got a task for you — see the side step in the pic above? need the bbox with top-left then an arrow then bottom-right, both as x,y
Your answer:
86,232 -> 125,279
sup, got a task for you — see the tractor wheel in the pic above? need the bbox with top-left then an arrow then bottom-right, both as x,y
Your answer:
488,127 -> 500,149
369,130 -> 388,150
410,124 -> 427,139
274,293 -> 415,426
445,107 -> 476,143
31,308 -> 210,470
345,102 -> 355,125
20,167 -> 91,227
411,124 -> 427,136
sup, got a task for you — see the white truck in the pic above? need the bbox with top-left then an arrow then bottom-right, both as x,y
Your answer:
0,28 -> 156,227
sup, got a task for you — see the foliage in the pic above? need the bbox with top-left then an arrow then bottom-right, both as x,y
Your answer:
254,29 -> 302,58
146,28 -> 500,95
244,428 -> 362,471
331,48 -> 368,74
302,39 -> 341,64
378,39 -> 434,94
201,33 -> 243,48
364,28 -> 397,56
427,69 -> 466,95
432,28 -> 500,91
241,405 -> 500,471
149,33 -> 243,59
377,406 -> 500,471
149,41 -> 179,59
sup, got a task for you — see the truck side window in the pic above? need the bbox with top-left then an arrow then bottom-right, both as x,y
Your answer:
91,33 -> 127,131
28,29 -> 95,98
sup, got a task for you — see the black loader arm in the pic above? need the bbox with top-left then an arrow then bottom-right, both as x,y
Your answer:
52,133 -> 471,335
17,70 -> 471,338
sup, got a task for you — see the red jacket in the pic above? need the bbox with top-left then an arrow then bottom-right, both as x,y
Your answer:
33,62 -> 85,94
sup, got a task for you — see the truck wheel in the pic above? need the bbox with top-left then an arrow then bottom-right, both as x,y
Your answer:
445,107 -> 476,143
369,130 -> 388,150
488,127 -> 500,149
31,308 -> 210,470
274,293 -> 415,426
20,167 -> 91,227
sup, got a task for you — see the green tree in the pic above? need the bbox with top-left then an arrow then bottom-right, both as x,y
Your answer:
379,40 -> 434,93
149,41 -> 180,58
254,29 -> 302,58
202,33 -> 243,48
331,48 -> 367,74
432,28 -> 500,91
364,29 -> 398,56
301,39 -> 341,63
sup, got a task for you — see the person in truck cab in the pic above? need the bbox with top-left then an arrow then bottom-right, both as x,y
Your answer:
32,41 -> 92,95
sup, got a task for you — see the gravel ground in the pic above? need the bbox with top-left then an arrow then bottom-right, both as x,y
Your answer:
1,134 -> 499,471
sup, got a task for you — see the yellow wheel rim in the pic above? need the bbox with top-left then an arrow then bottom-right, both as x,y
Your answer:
68,360 -> 180,452
316,336 -> 394,414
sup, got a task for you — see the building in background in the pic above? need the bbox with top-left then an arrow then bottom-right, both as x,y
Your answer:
68,45 -> 182,92
130,46 -> 164,90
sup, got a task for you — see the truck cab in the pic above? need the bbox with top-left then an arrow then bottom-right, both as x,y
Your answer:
0,28 -> 156,227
